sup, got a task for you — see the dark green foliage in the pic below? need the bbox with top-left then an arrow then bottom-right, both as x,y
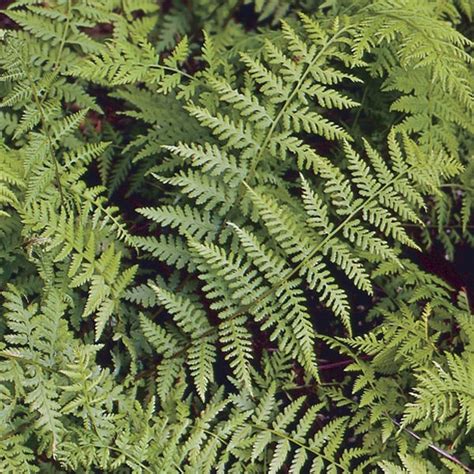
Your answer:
0,0 -> 473,472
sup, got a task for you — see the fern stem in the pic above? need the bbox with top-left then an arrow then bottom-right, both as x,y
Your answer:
149,63 -> 194,81
91,444 -> 154,473
201,428 -> 227,445
20,56 -> 66,206
391,419 -> 474,473
0,350 -> 57,375
318,356 -> 370,370
250,423 -> 347,470
404,224 -> 474,229
53,0 -> 73,71
246,24 -> 352,184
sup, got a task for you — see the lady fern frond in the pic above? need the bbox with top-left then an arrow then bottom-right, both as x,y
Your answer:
1,0 -> 473,471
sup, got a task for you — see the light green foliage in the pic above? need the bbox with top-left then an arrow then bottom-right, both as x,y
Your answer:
324,287 -> 474,473
0,0 -> 473,472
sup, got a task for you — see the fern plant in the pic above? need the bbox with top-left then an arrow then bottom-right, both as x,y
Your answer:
0,0 -> 473,472
132,15 -> 461,394
324,286 -> 474,472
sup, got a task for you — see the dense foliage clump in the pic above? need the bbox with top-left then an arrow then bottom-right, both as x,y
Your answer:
0,0 -> 473,472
